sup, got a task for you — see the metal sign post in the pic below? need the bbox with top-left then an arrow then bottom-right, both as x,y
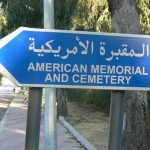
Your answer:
45,88 -> 57,150
25,87 -> 42,150
108,91 -> 125,150
44,0 -> 57,150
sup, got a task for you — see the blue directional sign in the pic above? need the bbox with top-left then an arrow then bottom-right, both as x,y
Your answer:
0,27 -> 150,90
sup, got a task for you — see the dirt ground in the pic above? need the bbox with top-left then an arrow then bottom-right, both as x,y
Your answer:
65,101 -> 109,150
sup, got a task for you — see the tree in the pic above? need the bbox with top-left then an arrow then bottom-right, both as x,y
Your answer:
107,0 -> 150,149
0,0 -> 43,36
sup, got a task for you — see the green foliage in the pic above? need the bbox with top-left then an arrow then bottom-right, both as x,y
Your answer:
71,0 -> 112,32
55,0 -> 78,29
0,0 -> 43,36
0,7 -> 7,37
137,0 -> 150,34
55,0 -> 112,32
67,89 -> 110,110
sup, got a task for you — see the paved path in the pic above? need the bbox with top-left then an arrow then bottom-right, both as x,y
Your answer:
0,95 -> 85,150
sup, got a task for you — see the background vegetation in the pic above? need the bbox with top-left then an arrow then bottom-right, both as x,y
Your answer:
0,0 -> 149,109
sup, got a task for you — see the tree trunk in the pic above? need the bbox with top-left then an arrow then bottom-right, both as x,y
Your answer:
107,0 -> 150,149
57,88 -> 68,116
123,91 -> 150,150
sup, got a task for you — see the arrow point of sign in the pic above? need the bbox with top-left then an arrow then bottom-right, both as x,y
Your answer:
0,27 -> 28,49
0,27 -> 27,86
